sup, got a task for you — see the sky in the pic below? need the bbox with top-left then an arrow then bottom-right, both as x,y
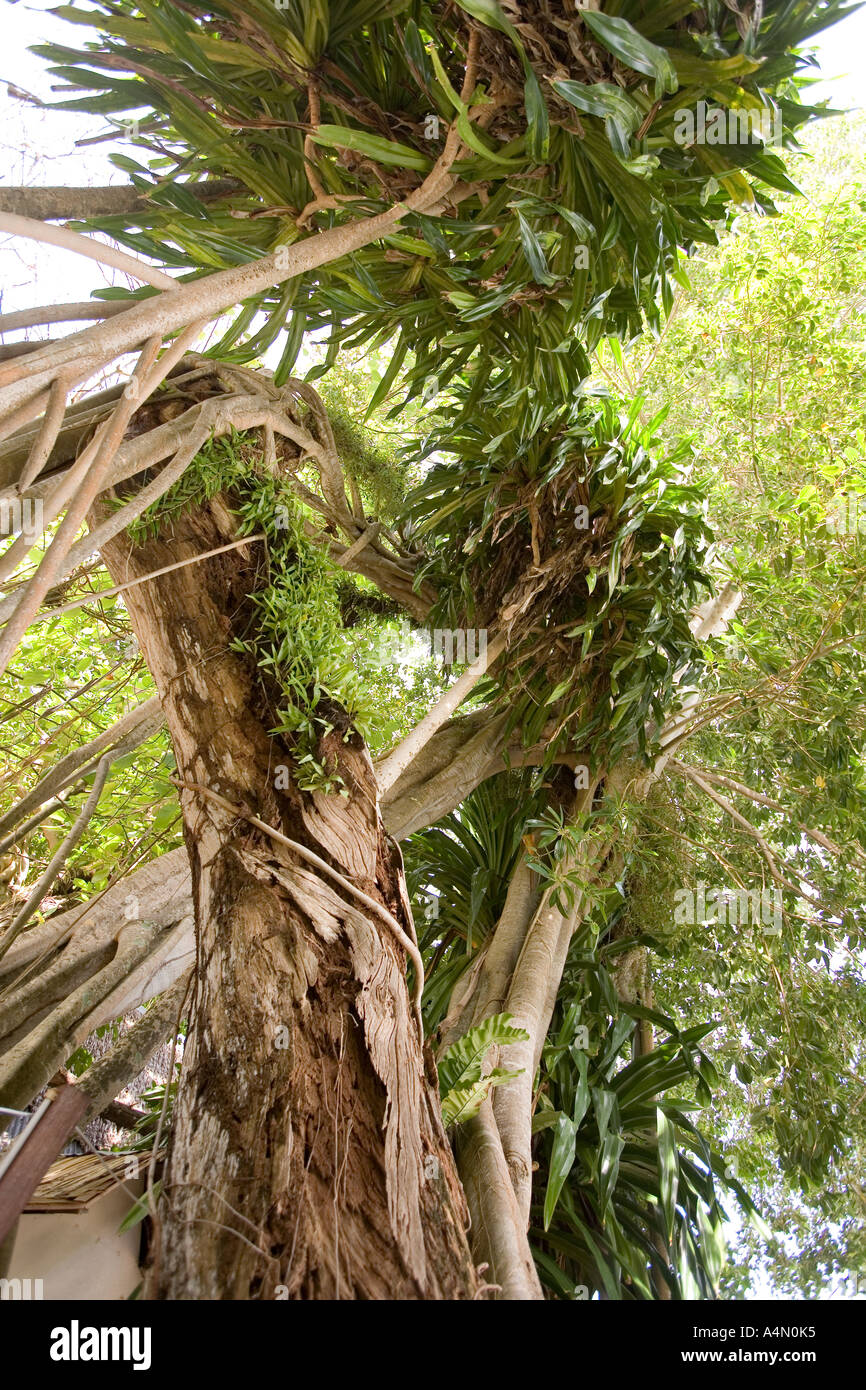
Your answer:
0,0 -> 865,327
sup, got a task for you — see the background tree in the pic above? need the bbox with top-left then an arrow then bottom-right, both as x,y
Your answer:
595,112 -> 866,1297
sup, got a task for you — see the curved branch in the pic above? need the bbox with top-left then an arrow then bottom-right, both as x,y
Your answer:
0,918 -> 176,1110
16,374 -> 70,493
0,323 -> 204,675
381,708 -> 510,839
670,760 -> 866,867
1,758 -> 109,947
0,846 -> 191,989
676,762 -> 822,903
0,148 -> 460,415
380,708 -> 585,840
0,301 -> 138,334
0,212 -> 178,291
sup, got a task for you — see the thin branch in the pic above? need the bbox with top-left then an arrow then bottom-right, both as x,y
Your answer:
144,977 -> 190,1228
0,696 -> 162,840
670,761 -> 866,867
0,796 -> 69,860
0,181 -> 241,221
17,374 -> 70,493
0,301 -> 129,333
0,324 -> 205,675
0,386 -> 51,447
335,522 -> 381,567
677,763 -> 823,904
0,142 -> 461,413
375,633 -> 506,794
0,212 -> 178,291
0,756 -> 112,960
303,81 -> 326,202
29,532 -> 266,625
0,463 -> 81,587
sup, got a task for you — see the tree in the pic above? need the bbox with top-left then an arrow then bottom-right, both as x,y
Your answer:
0,0 -> 862,1300
596,112 -> 866,1297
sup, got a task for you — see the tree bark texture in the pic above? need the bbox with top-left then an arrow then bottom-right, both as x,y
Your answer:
0,182 -> 241,222
96,489 -> 478,1300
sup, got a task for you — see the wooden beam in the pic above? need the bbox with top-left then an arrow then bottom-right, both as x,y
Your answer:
0,1084 -> 88,1245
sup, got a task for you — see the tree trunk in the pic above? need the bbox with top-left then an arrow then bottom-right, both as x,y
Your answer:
96,490 -> 478,1300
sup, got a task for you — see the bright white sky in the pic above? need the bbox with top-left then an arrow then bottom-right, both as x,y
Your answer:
0,0 -> 864,324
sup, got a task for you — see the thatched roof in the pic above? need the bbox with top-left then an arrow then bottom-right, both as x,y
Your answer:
24,1153 -> 132,1214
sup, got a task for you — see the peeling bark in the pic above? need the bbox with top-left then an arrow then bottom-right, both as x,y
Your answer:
95,489 -> 478,1300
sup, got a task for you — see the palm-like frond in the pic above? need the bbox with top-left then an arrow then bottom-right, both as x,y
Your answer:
37,0 -> 851,392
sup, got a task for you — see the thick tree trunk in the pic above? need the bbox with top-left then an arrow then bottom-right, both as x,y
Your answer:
96,491 -> 478,1300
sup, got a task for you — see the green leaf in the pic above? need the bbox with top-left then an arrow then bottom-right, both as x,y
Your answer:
440,1066 -> 523,1125
309,126 -> 432,171
524,65 -> 550,163
552,79 -> 642,158
657,1106 -> 679,1241
597,1131 -> 625,1214
118,1182 -> 160,1234
580,12 -> 678,99
451,0 -> 514,36
544,1113 -> 578,1228
516,211 -> 557,285
438,1011 -> 529,1094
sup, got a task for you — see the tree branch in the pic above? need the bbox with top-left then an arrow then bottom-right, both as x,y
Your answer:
0,147 -> 460,416
675,762 -> 823,904
0,182 -> 241,222
670,760 -> 866,867
0,696 -> 163,841
0,213 -> 178,292
376,634 -> 507,795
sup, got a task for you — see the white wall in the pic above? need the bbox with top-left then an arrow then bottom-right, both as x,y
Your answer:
8,1182 -> 144,1301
